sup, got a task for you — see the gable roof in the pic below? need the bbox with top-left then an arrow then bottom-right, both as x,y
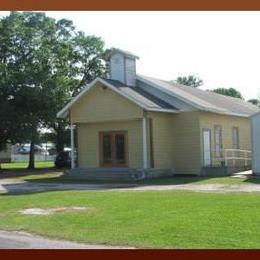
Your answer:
137,75 -> 260,117
57,77 -> 179,118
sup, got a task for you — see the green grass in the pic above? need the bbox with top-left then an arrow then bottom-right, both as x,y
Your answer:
1,161 -> 54,169
1,190 -> 260,248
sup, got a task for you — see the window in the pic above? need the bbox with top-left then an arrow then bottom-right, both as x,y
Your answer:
232,127 -> 240,150
214,125 -> 223,158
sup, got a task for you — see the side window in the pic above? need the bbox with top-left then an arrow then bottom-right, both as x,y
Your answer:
232,127 -> 239,149
214,125 -> 223,158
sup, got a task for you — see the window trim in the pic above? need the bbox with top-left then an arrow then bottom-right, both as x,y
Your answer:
214,125 -> 223,158
232,126 -> 240,150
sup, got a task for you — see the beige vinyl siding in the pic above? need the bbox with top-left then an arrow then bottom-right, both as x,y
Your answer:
70,83 -> 143,124
148,111 -> 201,174
172,112 -> 201,175
77,120 -> 143,168
199,112 -> 251,167
148,112 -> 174,169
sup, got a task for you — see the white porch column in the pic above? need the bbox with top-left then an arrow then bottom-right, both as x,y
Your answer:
142,116 -> 148,169
70,122 -> 75,169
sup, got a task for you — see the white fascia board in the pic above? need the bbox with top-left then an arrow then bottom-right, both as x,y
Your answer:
146,108 -> 179,113
213,110 -> 249,118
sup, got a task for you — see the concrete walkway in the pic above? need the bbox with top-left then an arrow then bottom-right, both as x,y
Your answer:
0,230 -> 134,249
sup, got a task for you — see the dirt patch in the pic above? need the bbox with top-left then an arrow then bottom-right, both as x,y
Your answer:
19,207 -> 88,215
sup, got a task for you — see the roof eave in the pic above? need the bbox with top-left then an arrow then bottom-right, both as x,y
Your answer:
201,108 -> 250,118
146,108 -> 179,113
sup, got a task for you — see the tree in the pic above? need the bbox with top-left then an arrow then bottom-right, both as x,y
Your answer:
212,88 -> 243,99
0,12 -> 106,168
175,75 -> 203,88
248,98 -> 260,107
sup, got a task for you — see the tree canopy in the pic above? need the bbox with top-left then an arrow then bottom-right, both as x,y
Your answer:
175,75 -> 203,88
212,88 -> 243,99
0,11 -> 106,168
248,98 -> 260,107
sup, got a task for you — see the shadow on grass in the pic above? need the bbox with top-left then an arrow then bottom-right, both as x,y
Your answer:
24,172 -> 260,187
0,167 -> 60,179
2,167 -> 260,197
25,173 -> 234,185
242,176 -> 260,185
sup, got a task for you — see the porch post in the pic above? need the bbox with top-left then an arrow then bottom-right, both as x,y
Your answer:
142,115 -> 148,169
70,121 -> 75,169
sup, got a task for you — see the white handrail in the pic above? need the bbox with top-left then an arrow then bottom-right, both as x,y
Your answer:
224,149 -> 251,153
211,148 -> 252,167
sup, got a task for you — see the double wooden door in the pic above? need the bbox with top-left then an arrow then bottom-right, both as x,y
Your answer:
99,131 -> 128,167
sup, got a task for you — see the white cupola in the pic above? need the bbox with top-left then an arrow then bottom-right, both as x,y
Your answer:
106,48 -> 139,86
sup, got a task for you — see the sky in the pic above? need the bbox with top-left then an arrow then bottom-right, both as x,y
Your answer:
0,11 -> 260,100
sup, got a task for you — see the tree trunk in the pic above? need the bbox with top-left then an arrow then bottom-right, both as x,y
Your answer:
56,123 -> 65,154
28,128 -> 36,169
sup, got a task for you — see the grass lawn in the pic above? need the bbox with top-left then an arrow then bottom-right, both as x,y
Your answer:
1,161 -> 54,169
1,190 -> 260,248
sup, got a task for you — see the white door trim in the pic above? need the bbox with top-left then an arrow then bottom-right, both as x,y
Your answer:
202,129 -> 211,167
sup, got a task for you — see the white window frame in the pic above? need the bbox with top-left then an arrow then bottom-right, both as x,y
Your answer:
214,125 -> 223,158
232,126 -> 240,150
202,128 -> 212,167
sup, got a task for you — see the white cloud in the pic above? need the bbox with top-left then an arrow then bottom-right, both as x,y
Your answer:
1,11 -> 260,100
